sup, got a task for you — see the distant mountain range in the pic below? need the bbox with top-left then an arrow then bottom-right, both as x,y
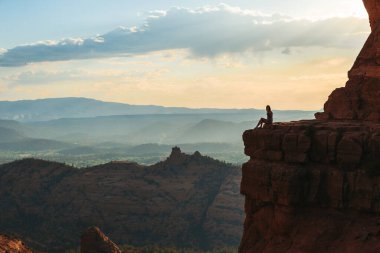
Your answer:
0,97 -> 316,122
0,98 -> 317,146
0,97 -> 317,165
0,97 -> 251,122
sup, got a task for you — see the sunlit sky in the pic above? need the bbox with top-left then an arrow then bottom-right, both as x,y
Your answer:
0,0 -> 370,109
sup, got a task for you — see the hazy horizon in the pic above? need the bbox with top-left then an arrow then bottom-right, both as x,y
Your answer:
0,96 -> 321,111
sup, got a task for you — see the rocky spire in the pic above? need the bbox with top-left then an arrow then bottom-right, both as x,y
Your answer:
169,146 -> 182,158
166,146 -> 187,165
316,0 -> 380,121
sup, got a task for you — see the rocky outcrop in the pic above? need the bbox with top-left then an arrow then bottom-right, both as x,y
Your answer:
239,121 -> 380,252
316,0 -> 380,121
0,148 -> 243,252
81,227 -> 122,253
243,120 -> 380,175
0,234 -> 32,253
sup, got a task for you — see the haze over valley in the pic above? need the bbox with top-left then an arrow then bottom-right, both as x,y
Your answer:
0,97 -> 315,166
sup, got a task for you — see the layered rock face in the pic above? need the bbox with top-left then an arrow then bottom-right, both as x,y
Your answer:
0,148 -> 243,252
239,1 -> 380,252
240,121 -> 380,253
317,0 -> 380,121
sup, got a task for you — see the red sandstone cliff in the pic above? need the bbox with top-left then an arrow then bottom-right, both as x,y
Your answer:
240,121 -> 380,252
239,1 -> 380,252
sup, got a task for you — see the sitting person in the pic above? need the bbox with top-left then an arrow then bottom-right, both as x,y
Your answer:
255,105 -> 273,129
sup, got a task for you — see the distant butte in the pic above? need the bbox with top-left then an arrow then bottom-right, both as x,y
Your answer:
316,0 -> 380,121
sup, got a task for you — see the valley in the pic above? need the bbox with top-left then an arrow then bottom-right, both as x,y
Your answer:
0,98 -> 316,166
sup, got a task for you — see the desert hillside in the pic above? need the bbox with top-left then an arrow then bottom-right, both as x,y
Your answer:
0,147 -> 243,252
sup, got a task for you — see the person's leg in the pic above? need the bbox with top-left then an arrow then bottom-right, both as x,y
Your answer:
255,118 -> 264,129
261,119 -> 269,127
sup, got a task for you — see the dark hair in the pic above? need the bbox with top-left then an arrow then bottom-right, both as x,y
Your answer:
266,105 -> 271,111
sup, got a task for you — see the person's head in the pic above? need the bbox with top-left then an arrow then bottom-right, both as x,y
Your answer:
266,105 -> 271,112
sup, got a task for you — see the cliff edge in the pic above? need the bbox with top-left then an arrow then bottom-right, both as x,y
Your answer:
240,121 -> 380,252
239,1 -> 380,252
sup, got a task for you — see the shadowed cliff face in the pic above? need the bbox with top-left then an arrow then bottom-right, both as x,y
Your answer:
0,148 -> 243,252
316,0 -> 380,121
240,122 -> 380,253
239,1 -> 380,252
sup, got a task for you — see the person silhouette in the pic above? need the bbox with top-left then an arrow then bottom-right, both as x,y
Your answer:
255,105 -> 273,129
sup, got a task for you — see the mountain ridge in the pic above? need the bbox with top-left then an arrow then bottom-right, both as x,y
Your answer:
0,97 -> 315,122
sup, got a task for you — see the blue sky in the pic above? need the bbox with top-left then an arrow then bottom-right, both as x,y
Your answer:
0,0 -> 370,109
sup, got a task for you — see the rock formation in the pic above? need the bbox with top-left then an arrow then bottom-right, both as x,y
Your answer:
240,121 -> 380,252
0,235 -> 32,253
316,0 -> 380,121
0,148 -> 243,252
166,146 -> 188,165
240,1 -> 380,252
81,227 -> 122,253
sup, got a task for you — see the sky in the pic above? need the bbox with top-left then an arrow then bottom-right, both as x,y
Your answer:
0,0 -> 371,110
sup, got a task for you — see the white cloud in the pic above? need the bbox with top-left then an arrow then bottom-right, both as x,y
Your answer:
26,40 -> 59,46
148,10 -> 167,19
60,38 -> 84,45
92,36 -> 105,43
0,4 -> 370,67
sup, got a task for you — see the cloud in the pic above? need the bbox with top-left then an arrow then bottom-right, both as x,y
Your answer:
0,4 -> 370,67
1,63 -> 170,86
281,48 -> 291,55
